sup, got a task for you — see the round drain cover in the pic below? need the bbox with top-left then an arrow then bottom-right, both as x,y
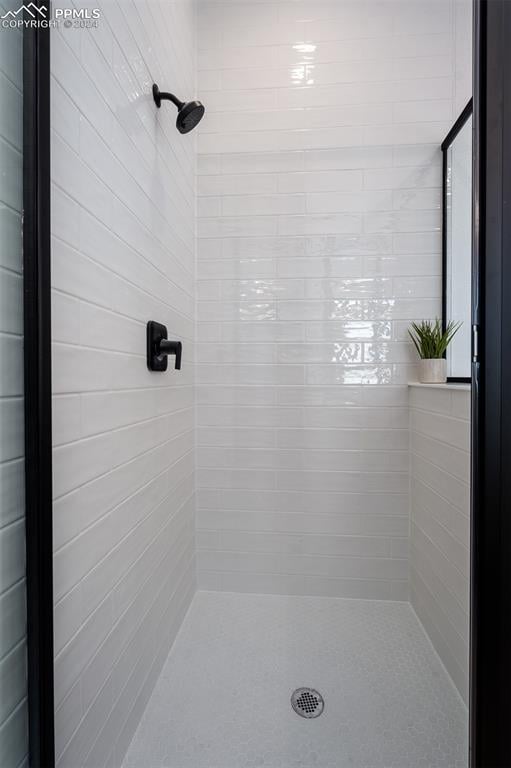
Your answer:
291,687 -> 324,719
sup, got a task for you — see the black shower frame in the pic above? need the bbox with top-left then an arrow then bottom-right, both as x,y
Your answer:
23,11 -> 55,768
470,1 -> 511,766
441,99 -> 473,384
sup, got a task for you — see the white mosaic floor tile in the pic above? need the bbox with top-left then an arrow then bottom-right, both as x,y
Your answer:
123,591 -> 468,768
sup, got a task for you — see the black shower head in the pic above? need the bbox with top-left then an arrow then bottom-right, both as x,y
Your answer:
177,100 -> 205,134
152,83 -> 205,134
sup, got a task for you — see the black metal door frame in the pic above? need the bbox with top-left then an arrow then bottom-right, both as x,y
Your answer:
441,99 -> 473,384
23,11 -> 55,768
470,1 -> 511,766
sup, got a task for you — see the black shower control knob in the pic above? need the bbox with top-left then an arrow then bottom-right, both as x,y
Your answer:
146,321 -> 182,372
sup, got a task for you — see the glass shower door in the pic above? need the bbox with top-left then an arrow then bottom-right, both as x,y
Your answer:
0,7 -> 28,766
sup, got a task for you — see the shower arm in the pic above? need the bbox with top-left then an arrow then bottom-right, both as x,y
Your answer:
152,84 -> 183,110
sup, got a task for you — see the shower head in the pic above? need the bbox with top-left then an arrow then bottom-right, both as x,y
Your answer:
176,100 -> 205,134
152,83 -> 205,134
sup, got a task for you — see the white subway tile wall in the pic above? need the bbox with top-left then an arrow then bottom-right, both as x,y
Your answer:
50,2 -> 196,766
409,385 -> 470,704
454,0 -> 473,115
196,0 -> 459,599
0,7 -> 28,767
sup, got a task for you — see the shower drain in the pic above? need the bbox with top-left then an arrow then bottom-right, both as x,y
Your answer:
291,687 -> 324,719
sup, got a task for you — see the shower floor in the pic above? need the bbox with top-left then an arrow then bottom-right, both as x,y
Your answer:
123,591 -> 468,768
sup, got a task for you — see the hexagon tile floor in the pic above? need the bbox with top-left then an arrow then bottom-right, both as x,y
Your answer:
123,591 -> 468,768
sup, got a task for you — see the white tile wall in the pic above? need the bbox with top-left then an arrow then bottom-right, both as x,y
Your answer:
454,0 -> 473,115
50,2 -> 197,766
0,6 -> 28,767
407,0 -> 471,704
409,384 -> 470,703
196,0 -> 458,599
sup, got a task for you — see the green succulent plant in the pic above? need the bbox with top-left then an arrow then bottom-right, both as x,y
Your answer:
408,318 -> 461,360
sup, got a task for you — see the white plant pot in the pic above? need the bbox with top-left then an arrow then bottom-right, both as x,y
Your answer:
418,358 -> 447,384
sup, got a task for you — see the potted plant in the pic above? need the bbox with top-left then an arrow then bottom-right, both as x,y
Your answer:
408,318 -> 461,383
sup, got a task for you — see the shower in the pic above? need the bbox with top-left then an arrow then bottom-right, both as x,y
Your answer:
152,83 -> 205,133
35,2 -> 478,767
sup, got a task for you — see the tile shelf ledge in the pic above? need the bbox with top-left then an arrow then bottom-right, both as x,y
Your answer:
408,381 -> 471,392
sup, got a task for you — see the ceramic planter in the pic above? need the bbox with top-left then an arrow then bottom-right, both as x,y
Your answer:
418,358 -> 447,384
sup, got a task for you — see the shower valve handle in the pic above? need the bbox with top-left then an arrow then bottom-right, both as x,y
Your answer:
158,339 -> 182,370
147,321 -> 182,372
